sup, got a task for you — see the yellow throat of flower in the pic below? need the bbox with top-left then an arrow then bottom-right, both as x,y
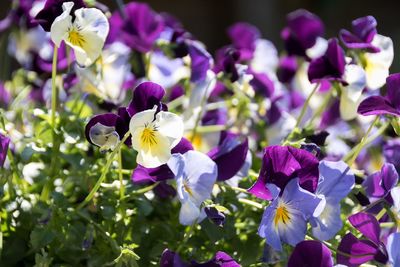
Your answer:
274,204 -> 291,227
68,29 -> 85,47
140,126 -> 158,147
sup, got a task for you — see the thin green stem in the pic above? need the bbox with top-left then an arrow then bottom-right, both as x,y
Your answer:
343,116 -> 380,165
51,48 -> 58,130
77,132 -> 130,210
295,83 -> 319,128
118,149 -> 124,200
238,198 -> 263,209
375,207 -> 386,221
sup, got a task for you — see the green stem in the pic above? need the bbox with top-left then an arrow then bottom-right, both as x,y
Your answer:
118,149 -> 124,200
238,198 -> 263,209
77,132 -> 130,210
375,208 -> 386,221
176,221 -> 197,253
51,48 -> 58,130
295,83 -> 319,128
343,116 -> 380,166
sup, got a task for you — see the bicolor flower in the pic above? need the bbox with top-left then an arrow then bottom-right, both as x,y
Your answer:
311,160 -> 355,241
340,16 -> 379,52
287,240 -> 333,267
50,2 -> 109,67
160,249 -> 240,267
387,232 -> 400,267
248,145 -> 319,201
337,212 -> 388,267
85,113 -> 120,152
130,108 -> 184,168
358,73 -> 400,117
167,151 -> 217,225
281,9 -> 325,58
258,178 -> 321,251
362,163 -> 399,205
0,133 -> 10,168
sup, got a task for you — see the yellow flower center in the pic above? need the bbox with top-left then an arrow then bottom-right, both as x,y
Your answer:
274,204 -> 291,227
183,179 -> 194,197
140,126 -> 157,146
68,29 -> 85,47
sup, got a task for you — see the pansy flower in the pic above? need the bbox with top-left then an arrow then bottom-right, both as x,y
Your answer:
311,160 -> 355,241
0,133 -> 10,168
339,16 -> 379,52
130,108 -> 184,168
227,22 -> 260,61
337,212 -> 388,266
248,145 -> 319,200
358,73 -> 400,117
50,2 -> 109,67
167,150 -> 217,225
258,178 -> 321,251
287,240 -> 333,267
160,249 -> 240,267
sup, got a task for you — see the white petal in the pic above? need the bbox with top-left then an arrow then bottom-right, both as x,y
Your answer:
70,31 -> 105,67
134,131 -> 172,168
73,7 -> 109,41
306,37 -> 328,59
155,111 -> 184,148
129,109 -> 157,135
391,186 -> 400,213
50,2 -> 74,47
340,90 -> 363,121
179,200 -> 201,225
251,39 -> 279,73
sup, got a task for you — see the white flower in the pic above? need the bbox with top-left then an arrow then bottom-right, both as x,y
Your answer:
50,2 -> 109,67
129,108 -> 184,168
364,34 -> 394,90
340,64 -> 367,120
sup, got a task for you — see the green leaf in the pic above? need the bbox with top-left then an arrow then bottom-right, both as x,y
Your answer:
30,226 -> 55,250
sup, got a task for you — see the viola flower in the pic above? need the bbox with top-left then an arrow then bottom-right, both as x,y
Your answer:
0,133 -> 10,167
227,22 -> 260,61
387,232 -> 400,267
50,2 -> 109,67
85,113 -> 120,152
281,9 -> 325,58
207,131 -> 249,181
35,0 -> 86,32
337,212 -> 388,266
339,16 -> 379,52
160,249 -> 240,267
287,240 -> 333,267
248,145 -> 319,201
167,151 -> 217,225
362,163 -> 399,204
308,38 -> 346,84
258,178 -> 321,251
204,206 -> 226,227
358,73 -> 400,117
311,160 -> 355,241
130,108 -> 184,168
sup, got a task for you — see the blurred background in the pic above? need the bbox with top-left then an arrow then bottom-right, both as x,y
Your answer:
2,0 -> 400,70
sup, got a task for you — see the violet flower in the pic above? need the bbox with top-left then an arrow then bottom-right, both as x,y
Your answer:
227,22 -> 260,61
287,240 -> 333,267
281,9 -> 324,58
207,132 -> 248,181
0,134 -> 10,167
337,212 -> 388,266
308,38 -> 346,84
358,73 -> 400,117
204,206 -> 226,227
258,178 -> 321,251
339,16 -> 380,52
160,249 -> 240,267
35,0 -> 86,32
248,145 -> 319,201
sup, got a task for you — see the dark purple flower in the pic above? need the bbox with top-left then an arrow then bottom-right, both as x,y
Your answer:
308,38 -> 346,84
281,9 -> 324,57
214,47 -> 241,82
288,240 -> 333,267
35,0 -> 86,32
207,132 -> 248,181
339,16 -> 380,53
358,73 -> 400,117
115,2 -> 164,52
227,22 -> 260,61
131,138 -> 193,183
204,206 -> 226,227
320,100 -> 340,129
127,82 -> 166,116
249,71 -> 275,98
160,249 -> 240,267
153,181 -> 176,198
188,41 -> 213,83
248,145 -> 319,200
277,56 -> 297,83
0,134 -> 10,167
337,212 -> 388,267
0,83 -> 10,108
363,163 -> 398,202
202,108 -> 228,126
84,113 -> 119,150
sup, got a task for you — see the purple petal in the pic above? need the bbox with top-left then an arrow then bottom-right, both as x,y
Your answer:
320,100 -> 340,129
160,249 -> 187,267
249,71 -> 275,98
337,233 -> 378,267
288,241 -> 333,267
363,163 -> 398,199
277,56 -> 297,83
0,134 -> 10,167
127,82 -> 166,116
349,212 -> 381,244
227,22 -> 260,61
357,96 -> 400,116
386,73 -> 400,110
85,113 -> 118,145
204,207 -> 225,227
188,41 -> 212,83
384,139 -> 400,169
339,16 -> 379,52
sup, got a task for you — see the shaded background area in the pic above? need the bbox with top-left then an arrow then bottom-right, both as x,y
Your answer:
2,0 -> 400,70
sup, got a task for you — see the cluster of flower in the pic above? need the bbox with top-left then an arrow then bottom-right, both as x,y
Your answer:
0,0 -> 400,266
